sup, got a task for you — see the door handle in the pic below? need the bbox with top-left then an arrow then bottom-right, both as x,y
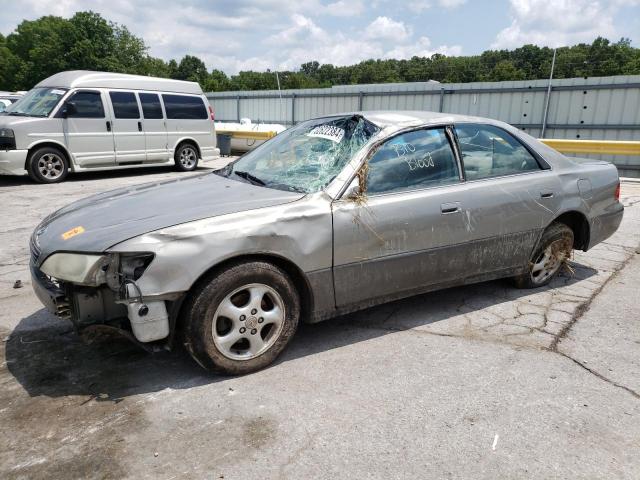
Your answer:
138,121 -> 142,132
106,121 -> 111,132
441,202 -> 461,214
540,192 -> 554,199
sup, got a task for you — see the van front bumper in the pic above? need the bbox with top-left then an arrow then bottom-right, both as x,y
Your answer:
0,149 -> 28,176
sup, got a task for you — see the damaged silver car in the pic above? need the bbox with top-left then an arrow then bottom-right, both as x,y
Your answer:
30,111 -> 623,374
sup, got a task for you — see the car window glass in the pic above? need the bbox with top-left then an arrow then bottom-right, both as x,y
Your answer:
455,124 -> 540,180
109,91 -> 140,119
139,93 -> 163,119
67,91 -> 104,118
366,128 -> 460,194
162,94 -> 207,120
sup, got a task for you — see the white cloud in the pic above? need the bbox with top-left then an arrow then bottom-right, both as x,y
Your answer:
384,37 -> 463,59
492,0 -> 633,49
407,0 -> 467,13
325,0 -> 365,16
365,16 -> 412,42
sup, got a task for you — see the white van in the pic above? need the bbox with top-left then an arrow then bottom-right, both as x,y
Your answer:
0,71 -> 219,183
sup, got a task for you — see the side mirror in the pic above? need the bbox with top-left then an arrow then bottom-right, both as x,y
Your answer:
343,176 -> 361,200
62,101 -> 77,118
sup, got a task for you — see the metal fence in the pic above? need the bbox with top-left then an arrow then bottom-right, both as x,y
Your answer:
207,75 -> 640,176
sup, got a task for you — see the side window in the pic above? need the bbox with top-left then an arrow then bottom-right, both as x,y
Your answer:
67,91 -> 104,118
366,128 -> 460,195
109,91 -> 140,119
162,94 -> 208,120
455,124 -> 540,180
139,93 -> 163,119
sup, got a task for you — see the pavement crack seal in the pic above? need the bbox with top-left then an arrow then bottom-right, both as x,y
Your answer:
547,243 -> 640,400
556,351 -> 640,399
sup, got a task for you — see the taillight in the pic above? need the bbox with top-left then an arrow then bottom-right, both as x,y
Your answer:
209,105 -> 215,121
614,182 -> 620,201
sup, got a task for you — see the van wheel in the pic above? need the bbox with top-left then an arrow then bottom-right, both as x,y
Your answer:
182,261 -> 300,375
27,147 -> 69,183
175,143 -> 199,171
513,222 -> 574,289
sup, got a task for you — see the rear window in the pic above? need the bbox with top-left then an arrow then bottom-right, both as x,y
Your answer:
139,93 -> 163,119
109,91 -> 140,119
162,94 -> 207,120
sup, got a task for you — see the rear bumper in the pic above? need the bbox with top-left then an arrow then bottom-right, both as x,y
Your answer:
0,149 -> 28,176
588,202 -> 624,249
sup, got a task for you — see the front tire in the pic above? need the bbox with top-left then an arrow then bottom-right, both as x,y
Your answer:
182,261 -> 300,374
27,147 -> 69,183
174,142 -> 199,171
514,222 -> 574,289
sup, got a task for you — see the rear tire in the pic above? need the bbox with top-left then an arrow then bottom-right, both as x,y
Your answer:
174,142 -> 199,171
513,222 -> 574,289
182,261 -> 300,375
27,147 -> 69,183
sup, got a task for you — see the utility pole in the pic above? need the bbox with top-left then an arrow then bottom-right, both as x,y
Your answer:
541,48 -> 557,138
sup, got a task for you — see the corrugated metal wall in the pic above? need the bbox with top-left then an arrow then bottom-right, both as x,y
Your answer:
207,75 -> 640,176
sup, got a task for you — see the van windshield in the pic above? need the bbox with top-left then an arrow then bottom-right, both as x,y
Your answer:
5,88 -> 67,117
216,115 -> 380,193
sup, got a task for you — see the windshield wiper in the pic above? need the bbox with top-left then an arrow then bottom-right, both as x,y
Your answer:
234,170 -> 266,186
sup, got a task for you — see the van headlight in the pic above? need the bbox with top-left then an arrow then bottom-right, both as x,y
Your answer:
0,128 -> 14,138
40,253 -> 108,285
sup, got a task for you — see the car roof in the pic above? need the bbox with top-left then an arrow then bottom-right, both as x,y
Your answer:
355,110 -> 508,128
35,70 -> 203,95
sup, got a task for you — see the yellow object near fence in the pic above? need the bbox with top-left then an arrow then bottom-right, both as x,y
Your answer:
215,129 -> 278,141
540,139 -> 640,156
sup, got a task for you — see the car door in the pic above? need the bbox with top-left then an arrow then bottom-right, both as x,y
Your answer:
332,126 -> 472,308
108,91 -> 146,163
453,123 -> 562,277
138,92 -> 169,162
62,90 -> 115,167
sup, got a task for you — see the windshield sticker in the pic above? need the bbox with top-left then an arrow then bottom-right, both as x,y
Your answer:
307,125 -> 345,143
61,226 -> 85,240
50,89 -> 66,96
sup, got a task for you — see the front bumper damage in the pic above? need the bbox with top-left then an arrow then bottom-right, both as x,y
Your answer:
30,247 -> 181,347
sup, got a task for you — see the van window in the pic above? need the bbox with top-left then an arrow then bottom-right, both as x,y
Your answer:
67,91 -> 104,118
139,93 -> 163,119
109,91 -> 140,119
162,94 -> 207,120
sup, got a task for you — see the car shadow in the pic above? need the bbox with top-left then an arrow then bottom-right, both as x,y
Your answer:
3,263 -> 598,403
0,166 -> 215,187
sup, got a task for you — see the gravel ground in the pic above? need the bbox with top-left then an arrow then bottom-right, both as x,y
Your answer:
0,166 -> 639,480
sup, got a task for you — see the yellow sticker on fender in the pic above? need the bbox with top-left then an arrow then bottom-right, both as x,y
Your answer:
61,226 -> 85,240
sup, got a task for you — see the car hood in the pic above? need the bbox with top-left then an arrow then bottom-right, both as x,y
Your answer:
33,173 -> 304,262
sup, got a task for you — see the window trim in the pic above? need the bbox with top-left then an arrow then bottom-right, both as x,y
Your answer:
161,93 -> 208,120
452,122 -> 551,183
55,89 -> 106,119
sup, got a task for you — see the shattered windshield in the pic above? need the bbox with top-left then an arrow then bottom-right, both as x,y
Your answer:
218,115 -> 380,193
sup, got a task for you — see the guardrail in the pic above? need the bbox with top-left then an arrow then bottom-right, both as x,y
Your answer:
540,139 -> 640,156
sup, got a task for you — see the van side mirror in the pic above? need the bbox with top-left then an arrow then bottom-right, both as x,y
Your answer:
343,176 -> 361,200
62,101 -> 77,118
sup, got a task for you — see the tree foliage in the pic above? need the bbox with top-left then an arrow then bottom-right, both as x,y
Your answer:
1,11 -> 639,93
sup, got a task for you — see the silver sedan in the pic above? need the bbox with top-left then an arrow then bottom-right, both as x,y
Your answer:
30,111 -> 623,374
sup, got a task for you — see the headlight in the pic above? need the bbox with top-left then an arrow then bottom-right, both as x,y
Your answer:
40,253 -> 108,285
0,128 -> 14,138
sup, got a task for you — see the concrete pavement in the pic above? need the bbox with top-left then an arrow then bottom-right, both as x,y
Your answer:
0,169 -> 639,479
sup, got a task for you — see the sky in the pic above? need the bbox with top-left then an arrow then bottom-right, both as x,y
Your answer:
0,0 -> 639,75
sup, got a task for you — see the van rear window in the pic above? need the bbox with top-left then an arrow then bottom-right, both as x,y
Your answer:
162,94 -> 208,120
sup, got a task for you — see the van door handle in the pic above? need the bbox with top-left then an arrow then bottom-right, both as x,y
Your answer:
540,191 -> 554,199
441,202 -> 461,214
138,121 -> 142,132
106,121 -> 111,132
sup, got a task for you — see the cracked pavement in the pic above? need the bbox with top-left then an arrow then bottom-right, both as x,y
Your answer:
0,168 -> 639,479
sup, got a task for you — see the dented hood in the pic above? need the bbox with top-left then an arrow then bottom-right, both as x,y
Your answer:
33,173 -> 304,262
